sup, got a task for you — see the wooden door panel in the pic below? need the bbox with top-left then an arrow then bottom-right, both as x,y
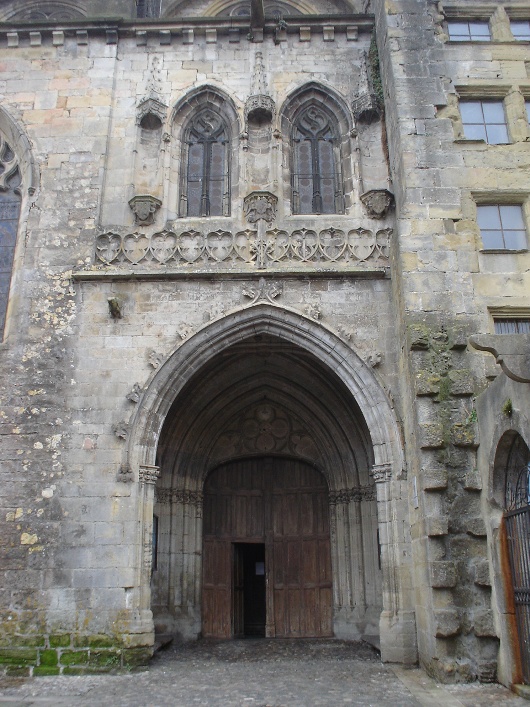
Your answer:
203,457 -> 333,638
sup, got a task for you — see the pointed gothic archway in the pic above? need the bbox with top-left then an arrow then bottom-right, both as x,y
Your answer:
490,429 -> 530,685
126,305 -> 416,663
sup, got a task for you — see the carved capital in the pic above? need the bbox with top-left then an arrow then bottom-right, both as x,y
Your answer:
244,191 -> 278,223
139,464 -> 160,485
370,463 -> 392,483
360,189 -> 394,219
129,194 -> 162,226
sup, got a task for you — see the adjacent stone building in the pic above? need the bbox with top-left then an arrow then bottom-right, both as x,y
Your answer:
0,0 -> 529,690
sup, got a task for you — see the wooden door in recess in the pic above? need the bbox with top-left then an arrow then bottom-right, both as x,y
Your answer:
202,456 -> 332,638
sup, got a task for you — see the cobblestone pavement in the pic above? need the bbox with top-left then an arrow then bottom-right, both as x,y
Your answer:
0,639 -> 527,707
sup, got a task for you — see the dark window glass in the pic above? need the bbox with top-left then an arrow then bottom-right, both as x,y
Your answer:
460,100 -> 508,144
494,318 -> 530,334
511,21 -> 530,40
477,205 -> 527,250
292,106 -> 341,215
448,21 -> 491,41
184,109 -> 229,217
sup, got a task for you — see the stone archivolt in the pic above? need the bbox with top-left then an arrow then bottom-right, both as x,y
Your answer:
95,226 -> 391,269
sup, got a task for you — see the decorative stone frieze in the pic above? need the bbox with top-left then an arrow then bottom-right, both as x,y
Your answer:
95,227 -> 391,270
129,195 -> 162,226
155,489 -> 203,506
329,486 -> 376,504
360,189 -> 394,219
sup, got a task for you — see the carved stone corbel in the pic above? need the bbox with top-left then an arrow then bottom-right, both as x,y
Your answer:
244,191 -> 278,223
129,194 -> 162,226
360,189 -> 394,219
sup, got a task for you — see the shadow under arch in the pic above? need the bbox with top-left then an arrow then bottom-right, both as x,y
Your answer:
128,304 -> 415,663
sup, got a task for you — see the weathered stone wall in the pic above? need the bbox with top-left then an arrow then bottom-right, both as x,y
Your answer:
375,0 -> 530,685
1,0 -> 529,685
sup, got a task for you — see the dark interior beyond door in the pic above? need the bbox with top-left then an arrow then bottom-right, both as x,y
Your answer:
234,543 -> 266,637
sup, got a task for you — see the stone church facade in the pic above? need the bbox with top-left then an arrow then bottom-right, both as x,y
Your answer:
0,0 -> 529,690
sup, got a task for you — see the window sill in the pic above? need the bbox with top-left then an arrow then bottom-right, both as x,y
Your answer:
455,139 -> 511,146
479,248 -> 528,254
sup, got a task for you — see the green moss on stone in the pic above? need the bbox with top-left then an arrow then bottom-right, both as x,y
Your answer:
62,666 -> 88,675
0,648 -> 38,665
122,647 -> 153,670
49,634 -> 71,648
33,666 -> 61,676
88,650 -> 121,668
39,649 -> 58,667
15,636 -> 45,648
87,635 -> 115,649
4,666 -> 31,676
59,649 -> 89,666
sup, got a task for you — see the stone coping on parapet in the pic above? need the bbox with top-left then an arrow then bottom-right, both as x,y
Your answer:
71,267 -> 390,282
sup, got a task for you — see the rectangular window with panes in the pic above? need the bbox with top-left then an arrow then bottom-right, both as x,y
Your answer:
511,21 -> 530,40
460,101 -> 508,144
477,205 -> 527,250
447,21 -> 491,41
494,318 -> 530,334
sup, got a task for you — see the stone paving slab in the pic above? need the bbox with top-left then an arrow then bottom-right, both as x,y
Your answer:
0,640 -> 526,707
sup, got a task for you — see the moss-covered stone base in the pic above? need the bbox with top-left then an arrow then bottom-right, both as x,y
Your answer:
0,635 -> 153,676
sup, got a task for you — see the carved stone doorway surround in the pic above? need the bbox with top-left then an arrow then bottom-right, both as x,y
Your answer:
125,305 -> 417,664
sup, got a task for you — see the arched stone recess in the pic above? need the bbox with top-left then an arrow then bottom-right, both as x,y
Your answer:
165,86 -> 242,222
477,374 -> 530,688
0,106 -> 38,338
3,2 -> 85,21
163,0 -> 326,18
126,305 -> 415,663
278,82 -> 356,215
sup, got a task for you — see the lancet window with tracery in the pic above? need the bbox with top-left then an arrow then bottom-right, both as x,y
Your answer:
0,135 -> 21,336
291,106 -> 342,214
182,108 -> 230,217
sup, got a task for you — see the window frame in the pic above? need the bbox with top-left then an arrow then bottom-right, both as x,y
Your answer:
460,99 -> 509,144
447,20 -> 491,42
181,107 -> 230,218
290,104 -> 343,215
493,318 -> 530,334
510,20 -> 530,40
476,203 -> 528,252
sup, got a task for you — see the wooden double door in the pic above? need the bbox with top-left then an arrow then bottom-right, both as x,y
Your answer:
202,457 -> 333,638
